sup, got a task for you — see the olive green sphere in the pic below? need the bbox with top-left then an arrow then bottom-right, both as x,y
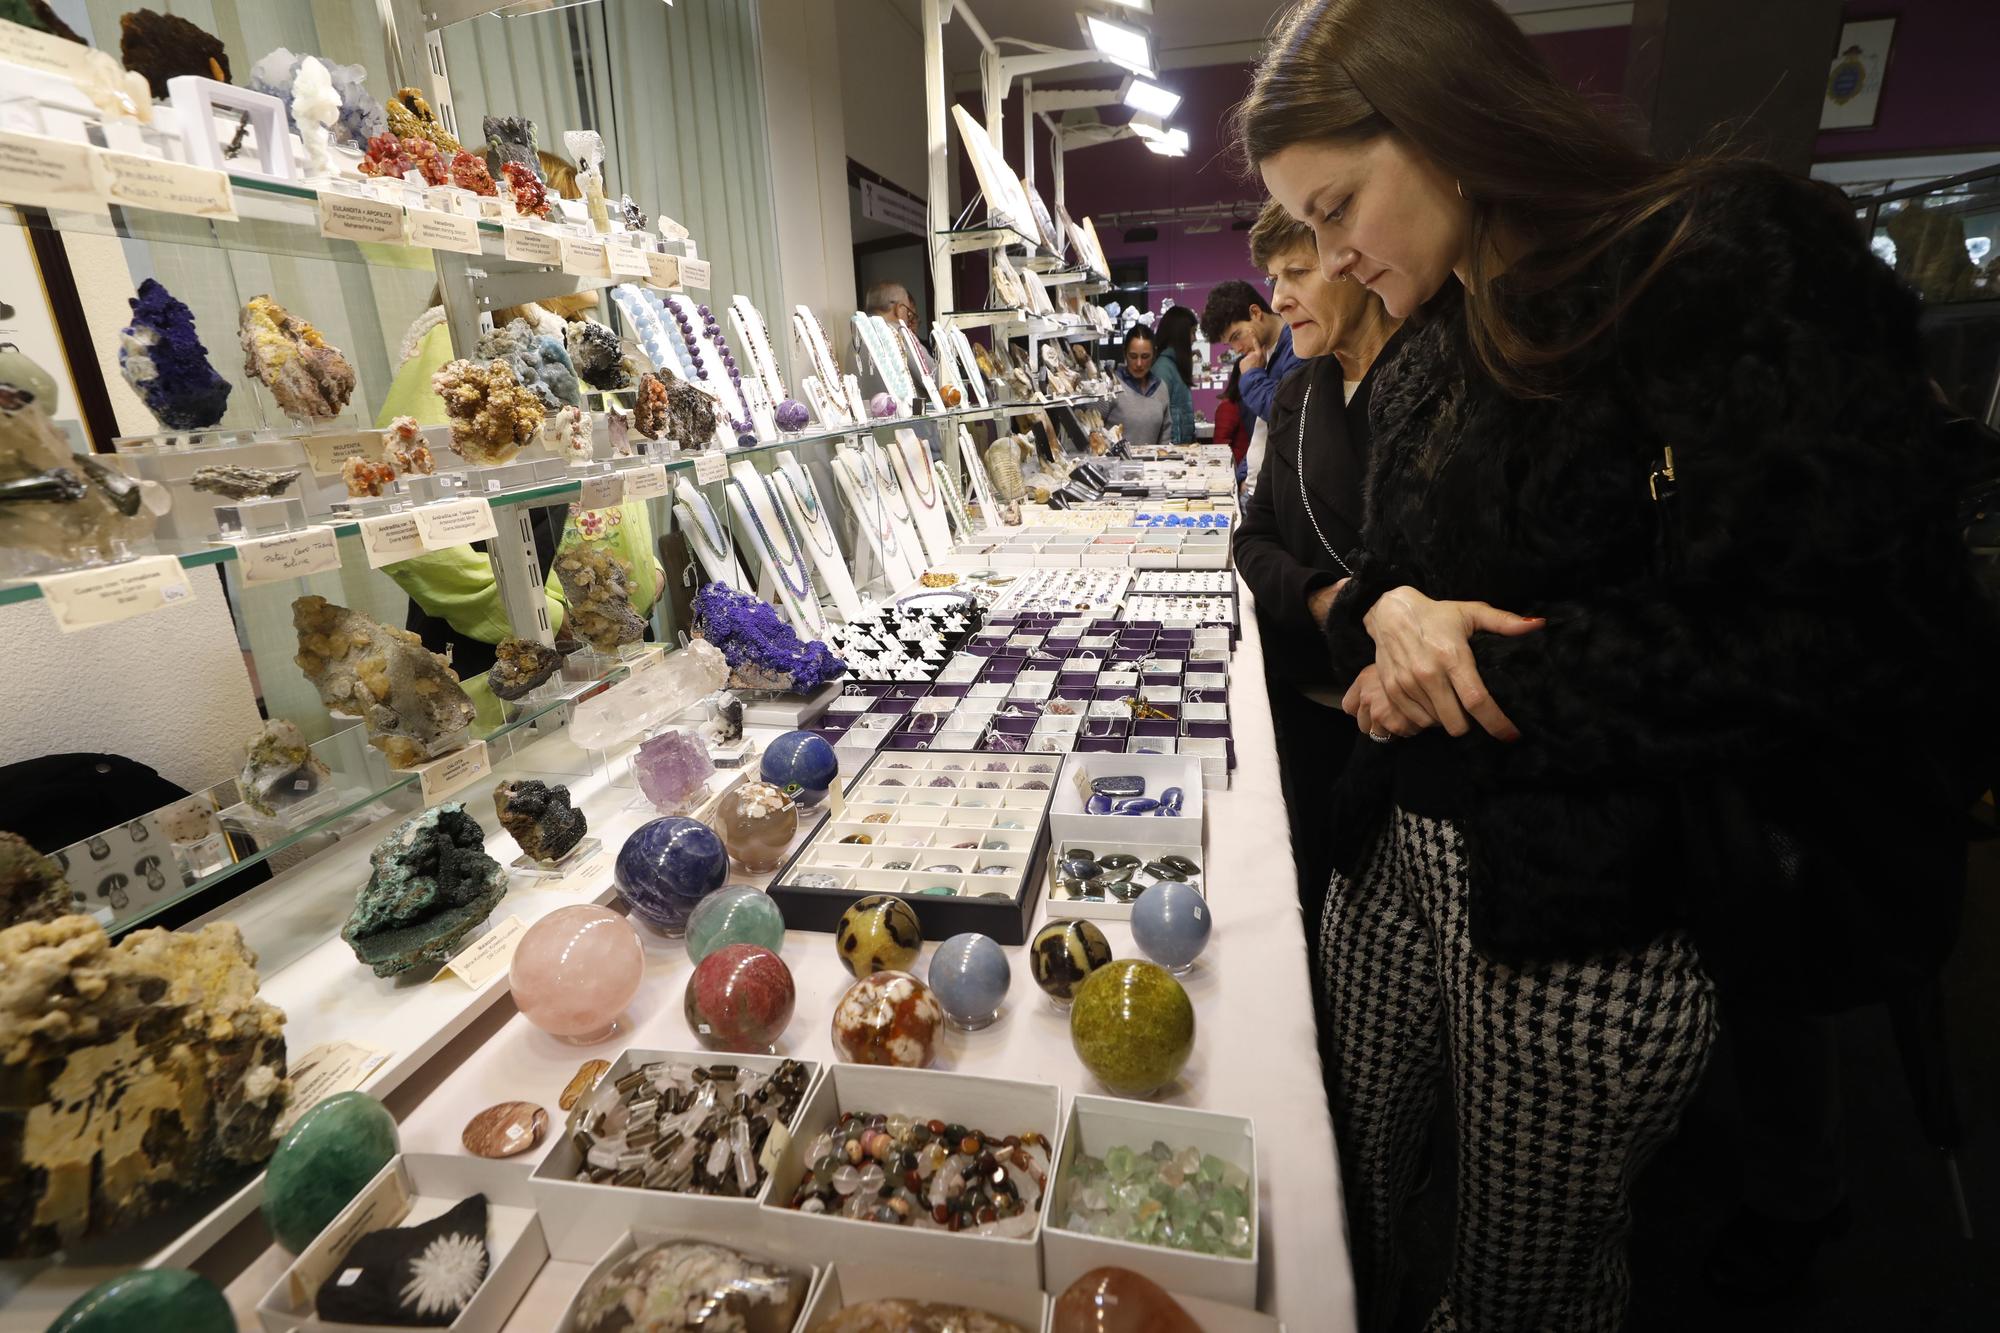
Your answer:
1069,959 -> 1196,1098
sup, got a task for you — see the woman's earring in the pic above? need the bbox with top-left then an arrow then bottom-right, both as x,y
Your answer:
1456,179 -> 1468,200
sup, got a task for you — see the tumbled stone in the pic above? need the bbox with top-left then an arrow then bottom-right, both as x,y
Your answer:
461,1100 -> 547,1158
558,1058 -> 609,1111
293,595 -> 476,768
240,295 -> 356,422
555,546 -> 647,652
488,636 -> 562,700
0,830 -> 71,927
341,804 -> 506,977
238,719 -> 331,818
493,778 -> 587,863
262,1091 -> 398,1253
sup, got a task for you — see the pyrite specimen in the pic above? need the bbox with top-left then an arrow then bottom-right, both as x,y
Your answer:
387,86 -> 459,154
449,149 -> 496,196
432,359 -> 545,465
240,295 -> 357,423
555,546 -> 647,652
476,318 -> 582,410
238,719 -> 331,818
292,595 -> 477,769
566,320 -> 629,391
189,464 -> 299,499
119,8 -> 230,101
482,115 -> 539,175
119,279 -> 232,432
633,372 -> 668,440
488,637 -> 562,700
0,916 -> 288,1258
493,779 -> 587,863
0,831 -> 71,928
0,384 -> 154,578
341,805 -> 505,977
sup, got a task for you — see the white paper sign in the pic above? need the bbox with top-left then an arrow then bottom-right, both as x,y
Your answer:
577,471 -> 624,511
235,526 -> 340,586
679,257 -> 712,291
406,206 -> 482,255
414,498 -> 499,549
561,237 -> 609,278
358,512 -> 424,567
415,739 -> 491,804
504,225 -> 563,264
625,646 -> 666,677
623,463 -> 671,501
0,129 -> 101,212
440,915 -> 525,988
0,17 -> 94,78
529,841 -> 609,893
279,1039 -> 390,1132
644,251 -> 681,290
38,555 -> 195,633
98,151 -> 236,220
607,242 -> 652,277
319,191 -> 404,241
301,429 -> 381,476
693,451 -> 728,485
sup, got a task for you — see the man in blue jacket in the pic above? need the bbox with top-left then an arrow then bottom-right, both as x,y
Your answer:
1200,279 -> 1299,424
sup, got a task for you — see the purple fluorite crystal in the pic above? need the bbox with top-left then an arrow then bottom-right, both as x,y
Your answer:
634,728 -> 714,813
691,582 -> 845,693
119,279 -> 232,432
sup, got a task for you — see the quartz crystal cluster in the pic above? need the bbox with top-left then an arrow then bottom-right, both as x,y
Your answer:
249,47 -> 385,148
565,1057 -> 810,1197
569,1240 -> 803,1333
292,595 -> 476,768
0,373 -> 154,577
476,318 -> 582,409
786,1111 -> 1049,1235
118,279 -> 231,432
341,804 -> 506,977
1062,1141 -> 1252,1257
240,296 -> 357,422
555,546 -> 647,652
568,640 -> 728,750
692,581 -> 845,693
433,359 -> 544,464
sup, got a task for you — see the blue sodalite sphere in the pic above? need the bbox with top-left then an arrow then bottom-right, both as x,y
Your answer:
927,932 -> 1011,1030
761,730 -> 839,805
615,816 -> 728,935
1131,879 -> 1211,972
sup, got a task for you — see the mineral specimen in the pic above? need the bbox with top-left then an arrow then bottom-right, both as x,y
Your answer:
238,719 -> 331,818
0,382 -> 154,577
606,406 -> 633,456
568,1241 -> 805,1333
488,636 -> 561,699
78,49 -> 151,125
482,115 -> 539,176
555,405 -> 592,466
48,1270 -> 234,1333
501,161 -> 548,219
290,55 -> 337,177
0,0 -> 82,44
248,47 -> 385,149
565,320 -> 629,391
341,456 -> 396,497
564,128 -> 610,232
0,916 -> 288,1258
119,279 -> 232,432
432,358 -> 544,465
388,86 -> 459,153
555,545 -> 647,652
314,1192 -> 485,1322
240,295 -> 357,422
405,135 -> 448,186
462,1102 -> 545,1158
449,148 -> 496,196
357,131 -> 415,180
476,318 -> 581,410
119,8 -> 230,101
341,804 -> 506,976
666,374 -> 721,448
620,194 -> 647,232
494,779 -> 587,863
0,831 -> 71,928
692,582 -> 846,693
634,728 -> 714,813
189,463 -> 299,499
632,371 -> 669,440
292,595 -> 477,768
384,415 -> 435,476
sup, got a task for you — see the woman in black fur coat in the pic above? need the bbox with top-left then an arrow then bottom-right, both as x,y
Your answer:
1237,1 -> 1999,1328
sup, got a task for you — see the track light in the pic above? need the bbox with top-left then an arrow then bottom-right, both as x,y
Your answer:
1080,12 -> 1155,77
1122,78 -> 1181,119
1142,128 -> 1189,158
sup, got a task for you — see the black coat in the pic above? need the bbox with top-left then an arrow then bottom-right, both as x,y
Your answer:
1325,162 -> 2000,986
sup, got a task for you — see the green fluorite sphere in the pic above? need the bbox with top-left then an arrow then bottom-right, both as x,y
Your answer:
262,1090 -> 399,1252
1069,959 -> 1196,1098
684,884 -> 787,963
49,1269 -> 232,1333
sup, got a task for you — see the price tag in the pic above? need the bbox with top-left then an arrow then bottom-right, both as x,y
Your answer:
757,1121 -> 792,1178
693,450 -> 728,485
561,237 -> 609,278
623,463 -> 670,501
439,915 -> 525,988
358,512 -> 424,567
415,739 -> 491,804
679,257 -> 712,291
414,498 -> 499,549
607,242 -> 652,277
98,151 -> 236,220
235,525 -> 341,586
0,129 -> 101,212
280,1039 -> 390,1132
300,429 -> 381,476
406,206 -> 482,255
319,191 -> 404,242
503,225 -> 563,264
38,555 -> 195,633
577,471 -> 624,511
644,250 -> 681,290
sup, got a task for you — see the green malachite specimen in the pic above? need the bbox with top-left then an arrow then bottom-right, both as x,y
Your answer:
48,1269 -> 233,1333
1068,959 -> 1195,1098
341,804 -> 506,977
262,1091 -> 399,1252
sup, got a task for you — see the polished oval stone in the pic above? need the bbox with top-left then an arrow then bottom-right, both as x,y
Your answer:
1030,919 -> 1113,1002
559,1058 -> 611,1111
48,1270 -> 233,1333
1161,854 -> 1202,877
1065,848 -> 1096,862
1059,855 -> 1100,880
1090,775 -> 1146,797
1051,1267 -> 1202,1333
1131,880 -> 1212,971
1070,960 -> 1196,1098
1085,794 -> 1116,815
685,884 -> 788,963
462,1100 -> 548,1158
1159,786 -> 1185,814
1142,861 -> 1187,882
918,885 -> 955,895
263,1091 -> 399,1253
1110,797 -> 1160,815
1098,853 -> 1141,871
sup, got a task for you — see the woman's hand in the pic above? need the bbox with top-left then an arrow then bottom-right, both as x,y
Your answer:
1306,577 -> 1349,629
1343,665 -> 1424,740
1361,586 -> 1542,740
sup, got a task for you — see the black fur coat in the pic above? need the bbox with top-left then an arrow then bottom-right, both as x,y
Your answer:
1324,163 -> 2000,985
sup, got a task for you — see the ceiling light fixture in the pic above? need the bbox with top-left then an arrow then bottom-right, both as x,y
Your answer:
1080,12 -> 1156,78
1142,127 -> 1189,158
1122,78 -> 1181,119
1126,112 -> 1166,142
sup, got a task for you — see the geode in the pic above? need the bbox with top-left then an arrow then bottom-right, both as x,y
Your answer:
555,546 -> 647,652
238,719 -> 332,818
488,637 -> 562,700
293,595 -> 477,769
341,805 -> 505,977
0,916 -> 288,1258
241,295 -> 357,422
666,374 -> 720,448
119,279 -> 232,432
388,86 -> 459,154
476,318 -> 582,410
432,359 -> 544,465
119,8 -> 230,101
482,115 -> 539,176
633,372 -> 669,440
566,320 -> 629,391
248,47 -> 385,149
0,831 -> 71,928
493,779 -> 586,863
189,464 -> 300,499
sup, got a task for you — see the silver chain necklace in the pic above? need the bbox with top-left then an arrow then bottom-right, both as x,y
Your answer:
1297,380 -> 1355,577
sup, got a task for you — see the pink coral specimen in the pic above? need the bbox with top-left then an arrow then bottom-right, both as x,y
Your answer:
501,161 -> 549,219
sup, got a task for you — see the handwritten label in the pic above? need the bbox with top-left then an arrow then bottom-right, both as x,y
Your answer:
0,17 -> 94,78
503,225 -> 563,264
644,250 -> 681,290
440,914 -> 525,988
415,739 -> 491,804
406,206 -> 482,255
531,841 -> 609,893
693,451 -> 729,485
561,237 -> 609,278
319,191 -> 404,241
236,526 -> 340,586
38,555 -> 194,633
98,151 -> 235,220
358,512 -> 424,567
280,1039 -> 390,1132
301,429 -> 381,476
607,242 -> 652,278
414,497 -> 499,549
757,1120 -> 792,1178
623,463 -> 671,501
0,129 -> 101,211
679,257 -> 712,290
577,471 -> 624,511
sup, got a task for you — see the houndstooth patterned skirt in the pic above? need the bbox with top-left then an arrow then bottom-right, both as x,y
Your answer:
1320,809 -> 1717,1332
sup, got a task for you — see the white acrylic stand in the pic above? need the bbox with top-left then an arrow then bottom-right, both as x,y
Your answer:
771,449 -> 865,620
888,428 -> 956,567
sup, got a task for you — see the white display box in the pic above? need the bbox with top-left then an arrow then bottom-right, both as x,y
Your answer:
1049,752 -> 1204,851
1042,1096 -> 1259,1309
1042,835 -> 1206,923
802,1261 -> 1048,1330
255,1154 -> 546,1333
762,1064 -> 1063,1287
529,1047 -> 824,1260
554,1228 -> 820,1333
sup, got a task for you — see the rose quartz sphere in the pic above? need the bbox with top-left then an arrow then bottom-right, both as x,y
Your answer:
510,905 -> 646,1043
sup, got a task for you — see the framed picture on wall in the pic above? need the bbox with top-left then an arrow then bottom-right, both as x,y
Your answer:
1821,17 -> 1895,131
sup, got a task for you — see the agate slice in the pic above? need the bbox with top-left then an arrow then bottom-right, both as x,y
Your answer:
292,595 -> 476,768
118,279 -> 231,432
240,295 -> 356,422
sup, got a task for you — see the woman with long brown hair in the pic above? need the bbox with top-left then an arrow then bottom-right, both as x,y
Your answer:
1236,0 -> 1997,1327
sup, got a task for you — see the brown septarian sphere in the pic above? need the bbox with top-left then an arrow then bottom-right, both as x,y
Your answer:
120,8 -> 231,100
715,781 -> 798,873
1051,1268 -> 1203,1333
1029,918 -> 1111,1002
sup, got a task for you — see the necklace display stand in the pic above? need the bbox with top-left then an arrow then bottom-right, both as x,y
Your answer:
771,449 -> 864,620
729,296 -> 789,408
955,424 -> 1006,534
888,427 -> 955,566
726,461 -> 830,637
852,312 -> 917,415
674,475 -> 746,589
896,321 -> 947,414
792,306 -> 853,428
834,440 -> 923,591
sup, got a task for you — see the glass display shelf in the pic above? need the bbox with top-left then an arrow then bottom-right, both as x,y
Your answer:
936,220 -> 1042,255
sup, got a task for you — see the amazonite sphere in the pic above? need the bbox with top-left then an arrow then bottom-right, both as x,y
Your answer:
262,1090 -> 399,1252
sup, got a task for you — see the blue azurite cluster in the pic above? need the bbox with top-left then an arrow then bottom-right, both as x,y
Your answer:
692,581 -> 846,692
118,279 -> 232,432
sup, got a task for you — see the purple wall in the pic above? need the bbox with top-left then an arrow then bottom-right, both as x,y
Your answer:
1815,0 -> 2000,160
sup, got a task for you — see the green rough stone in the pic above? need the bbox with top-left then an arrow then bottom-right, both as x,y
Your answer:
48,1269 -> 232,1333
262,1091 -> 399,1252
683,884 -> 788,964
1068,959 -> 1195,1099
342,803 -> 506,977
1061,1130 -> 1252,1258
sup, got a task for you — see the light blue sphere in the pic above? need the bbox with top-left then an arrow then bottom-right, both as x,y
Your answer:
1131,880 -> 1211,972
927,932 -> 1011,1030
